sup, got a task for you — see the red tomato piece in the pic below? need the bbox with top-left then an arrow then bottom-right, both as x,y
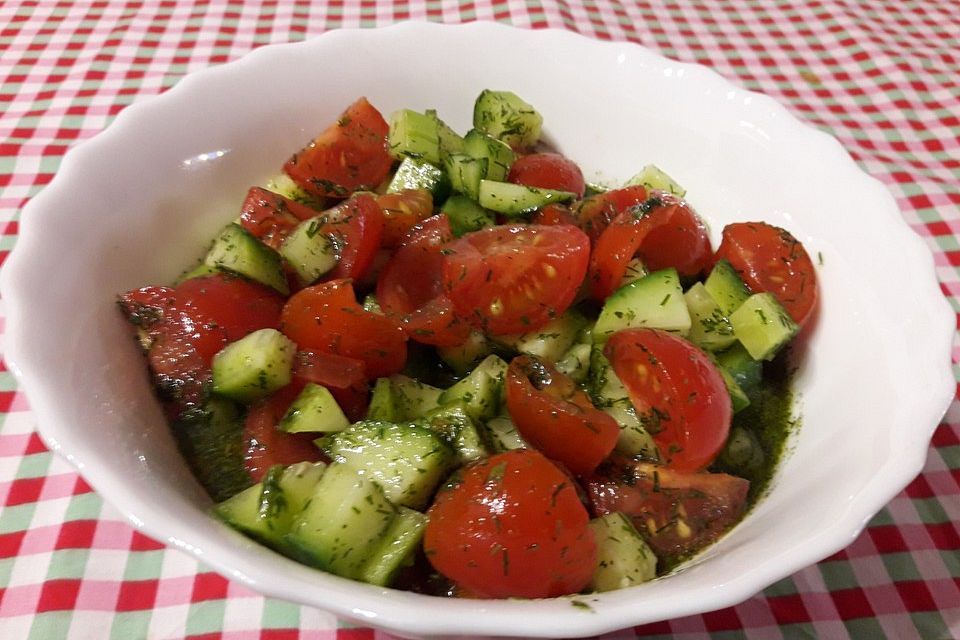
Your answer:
505,355 -> 619,476
318,193 -> 385,282
507,152 -> 586,199
280,279 -> 407,379
243,385 -> 324,483
588,194 -> 711,301
531,203 -> 578,227
574,184 -> 648,242
585,459 -> 749,561
238,186 -> 319,250
375,189 -> 434,248
119,274 -> 285,414
423,449 -> 597,599
441,224 -> 590,335
604,328 -> 731,473
284,97 -> 393,198
292,350 -> 369,422
714,222 -> 818,327
377,215 -> 471,347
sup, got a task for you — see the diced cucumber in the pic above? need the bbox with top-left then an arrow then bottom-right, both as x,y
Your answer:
171,397 -> 251,502
493,309 -> 587,364
414,403 -> 487,464
175,262 -> 220,284
555,342 -> 592,383
594,268 -> 691,343
278,217 -> 338,285
441,194 -> 495,237
473,90 -> 543,149
729,293 -> 799,360
463,129 -> 515,181
386,157 -> 450,202
444,153 -> 488,201
717,366 -> 751,413
483,415 -> 529,453
285,462 -> 397,578
589,347 -> 659,460
426,109 -> 465,160
437,354 -> 509,420
211,329 -> 296,402
684,282 -> 738,352
366,377 -> 399,422
355,506 -> 428,587
717,425 -> 765,476
715,343 -> 763,399
436,330 -> 493,374
619,257 -> 648,289
705,259 -> 751,317
320,421 -> 455,510
389,374 -> 444,420
214,461 -> 327,550
624,164 -> 687,197
588,512 -> 658,592
204,223 -> 288,294
264,172 -> 325,209
388,109 -> 441,165
477,180 -> 575,217
279,383 -> 350,434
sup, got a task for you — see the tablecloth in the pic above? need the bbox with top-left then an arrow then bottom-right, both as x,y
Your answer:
1,1 -> 958,638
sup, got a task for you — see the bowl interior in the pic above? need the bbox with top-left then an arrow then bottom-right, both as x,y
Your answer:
2,23 -> 953,638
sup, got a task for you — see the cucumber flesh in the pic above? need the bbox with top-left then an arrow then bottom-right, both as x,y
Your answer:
388,109 -> 441,165
705,259 -> 751,317
477,180 -> 574,217
588,512 -> 658,591
279,217 -> 338,285
279,382 -> 350,434
441,194 -> 495,237
684,282 -> 738,352
444,153 -> 488,201
204,223 -> 288,294
211,328 -> 296,402
729,292 -> 799,360
483,415 -> 529,453
473,90 -> 543,149
389,374 -> 444,420
438,354 -> 508,420
624,164 -> 686,197
386,156 -> 450,202
355,506 -> 428,587
493,309 -> 587,364
436,330 -> 493,374
594,268 -> 691,343
463,129 -> 515,181
414,402 -> 487,464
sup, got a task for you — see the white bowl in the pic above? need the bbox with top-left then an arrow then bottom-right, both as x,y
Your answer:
2,22 -> 953,638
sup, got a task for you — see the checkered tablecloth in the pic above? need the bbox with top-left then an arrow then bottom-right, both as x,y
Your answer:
1,1 -> 958,638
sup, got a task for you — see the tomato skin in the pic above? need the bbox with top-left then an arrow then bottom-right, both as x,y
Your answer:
715,222 -> 818,327
589,194 -> 712,301
531,203 -> 578,226
604,329 -> 731,473
574,185 -> 648,242
292,350 -> 369,422
280,279 -> 407,379
423,449 -> 597,599
585,459 -> 749,561
238,186 -> 319,250
243,385 -> 324,483
441,224 -> 590,336
375,189 -> 434,248
507,152 -> 586,198
321,193 -> 385,282
120,274 -> 285,414
284,97 -> 393,198
377,215 -> 471,347
505,355 -> 619,476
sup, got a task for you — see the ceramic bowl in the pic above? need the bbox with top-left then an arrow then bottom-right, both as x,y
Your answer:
2,22 -> 953,638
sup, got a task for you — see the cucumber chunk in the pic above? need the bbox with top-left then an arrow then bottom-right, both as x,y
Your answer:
705,259 -> 751,317
278,217 -> 338,285
715,343 -> 763,400
437,354 -> 508,420
388,109 -> 441,165
285,462 -> 397,578
588,512 -> 658,591
386,157 -> 450,202
414,403 -> 487,464
441,194 -> 495,237
355,506 -> 428,587
279,383 -> 350,434
589,347 -> 659,460
477,180 -> 575,217
204,223 -> 288,294
717,425 -> 765,476
444,153 -> 488,201
390,374 -> 444,420
436,330 -> 493,374
729,293 -> 799,361
172,398 -> 251,502
426,109 -> 466,160
717,365 -> 751,413
463,129 -> 515,181
175,262 -> 220,284
684,282 -> 738,352
483,415 -> 529,453
263,173 -> 325,210
619,257 -> 648,289
555,342 -> 592,383
624,164 -> 686,197
473,90 -> 543,149
211,328 -> 296,402
594,268 -> 691,343
493,309 -> 587,364
366,377 -> 400,422
320,421 -> 455,510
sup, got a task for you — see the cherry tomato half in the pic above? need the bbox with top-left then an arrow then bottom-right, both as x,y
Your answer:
375,189 -> 435,248
507,152 -> 586,199
238,186 -> 319,250
604,328 -> 731,473
585,459 -> 749,561
377,214 -> 471,347
589,194 -> 712,301
280,279 -> 407,379
573,184 -> 649,242
423,449 -> 596,599
505,355 -> 619,476
441,224 -> 590,336
714,221 -> 818,327
318,193 -> 385,282
284,97 -> 393,198
292,350 -> 369,422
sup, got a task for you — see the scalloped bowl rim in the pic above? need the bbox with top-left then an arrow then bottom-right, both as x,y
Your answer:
1,22 -> 954,638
